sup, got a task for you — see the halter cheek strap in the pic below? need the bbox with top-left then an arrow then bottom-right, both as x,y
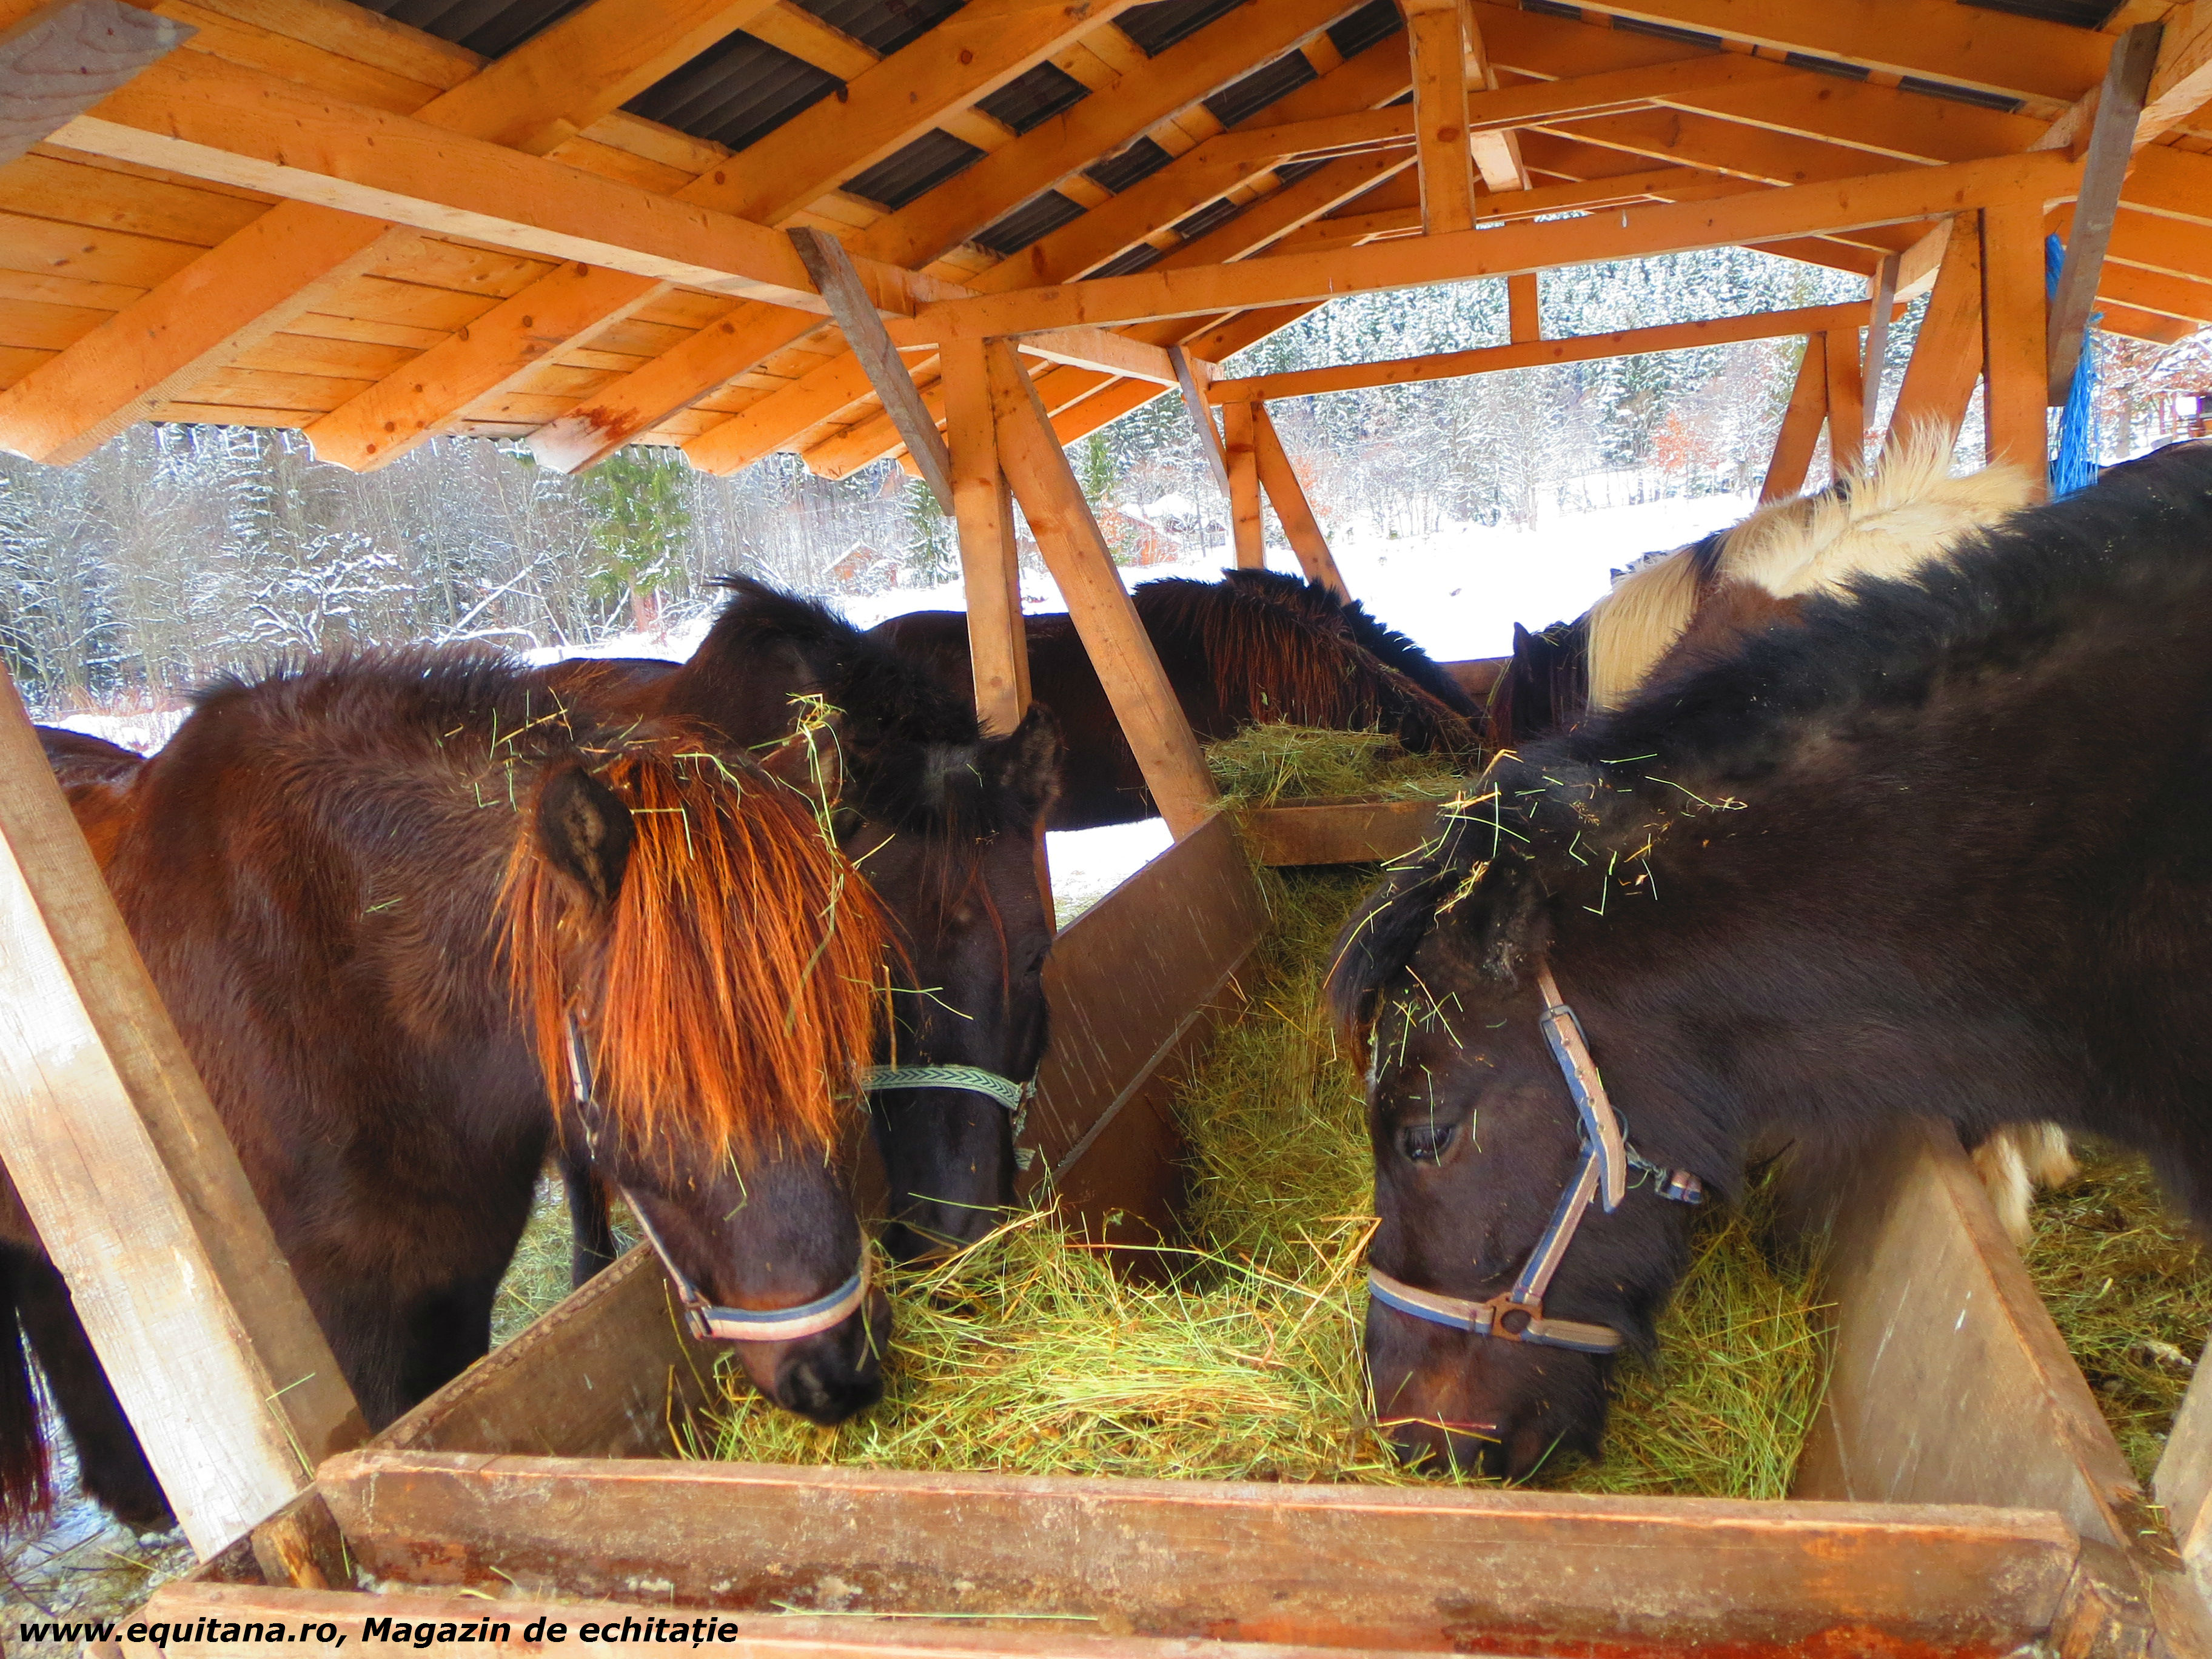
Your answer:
863,1064 -> 1036,1172
565,1019 -> 870,1346
1367,964 -> 1704,1356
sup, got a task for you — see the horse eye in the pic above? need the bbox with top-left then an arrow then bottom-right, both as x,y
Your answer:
1397,1119 -> 1460,1165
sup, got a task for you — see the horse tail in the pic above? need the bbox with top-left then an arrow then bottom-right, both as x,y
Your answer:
0,1244 -> 52,1532
1585,546 -> 1704,710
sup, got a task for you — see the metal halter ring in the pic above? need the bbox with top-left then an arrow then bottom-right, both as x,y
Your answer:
863,1063 -> 1037,1171
1367,964 -> 1703,1355
565,1017 -> 871,1345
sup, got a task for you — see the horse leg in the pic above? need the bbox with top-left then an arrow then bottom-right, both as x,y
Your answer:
561,1145 -> 618,1290
0,1244 -> 52,1530
10,1246 -> 170,1530
397,1271 -> 506,1413
1970,1124 -> 2081,1244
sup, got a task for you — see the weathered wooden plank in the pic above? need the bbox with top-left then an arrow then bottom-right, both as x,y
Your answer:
1235,799 -> 1440,868
310,1447 -> 2081,1649
2048,24 -> 2162,406
0,0 -> 193,170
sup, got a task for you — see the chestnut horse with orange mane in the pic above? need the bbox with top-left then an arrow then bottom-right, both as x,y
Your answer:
1,654 -> 890,1531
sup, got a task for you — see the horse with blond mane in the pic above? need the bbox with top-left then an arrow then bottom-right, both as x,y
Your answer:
2,653 -> 891,1532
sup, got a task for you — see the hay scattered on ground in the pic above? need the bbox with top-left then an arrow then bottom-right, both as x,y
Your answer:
2024,1141 -> 2212,1487
705,868 -> 1831,1498
492,1174 -> 636,1347
1204,725 -> 1464,810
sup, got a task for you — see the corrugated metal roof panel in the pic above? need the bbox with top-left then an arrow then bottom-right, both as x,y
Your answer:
1090,241 -> 1167,278
1205,49 -> 1319,128
1612,15 -> 1723,47
1961,0 -> 2118,26
844,129 -> 985,208
1329,0 -> 1403,60
352,0 -> 586,56
626,31 -> 840,153
1520,0 -> 1583,18
1087,136 -> 1175,194
1899,73 -> 2025,111
1783,51 -> 1870,79
796,0 -> 965,56
1116,0 -> 1250,57
974,189 -> 1088,253
977,61 -> 1092,133
1172,196 -> 1247,242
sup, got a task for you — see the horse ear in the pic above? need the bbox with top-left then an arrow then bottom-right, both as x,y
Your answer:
537,765 -> 634,908
982,703 -> 1064,823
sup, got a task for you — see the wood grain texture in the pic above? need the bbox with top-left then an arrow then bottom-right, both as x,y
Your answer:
2046,24 -> 2160,405
1235,799 -> 1439,867
1823,324 -> 1866,475
0,0 -> 192,169
942,336 -> 1027,736
1250,403 -> 1349,599
1979,198 -> 2049,484
1224,399 -> 1263,569
1886,212 -> 1984,455
1404,2 -> 1476,234
1760,336 -> 1826,502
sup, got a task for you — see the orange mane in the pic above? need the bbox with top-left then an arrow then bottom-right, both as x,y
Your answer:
502,728 -> 888,1161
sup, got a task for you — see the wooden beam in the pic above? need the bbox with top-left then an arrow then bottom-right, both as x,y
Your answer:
1460,4 -> 1530,194
1761,337 -> 1827,503
920,152 -> 2074,341
1011,329 -> 1185,388
2139,2 -> 2212,150
1894,219 -> 1952,302
1886,212 -> 1985,455
0,671 -> 366,1555
1224,401 -> 1264,569
0,0 -> 191,169
2046,24 -> 2161,407
1980,199 -> 2049,484
1170,344 -> 1232,500
0,0 -> 779,466
985,340 -> 1215,840
1862,253 -> 1899,427
1508,272 -> 1541,344
1823,325 -> 1866,477
1403,0 -> 1477,233
1207,301 -> 1897,404
942,338 -> 1028,737
789,226 -> 953,512
1250,403 -> 1349,600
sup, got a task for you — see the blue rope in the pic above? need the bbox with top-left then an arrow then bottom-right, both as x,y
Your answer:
2046,233 -> 2101,498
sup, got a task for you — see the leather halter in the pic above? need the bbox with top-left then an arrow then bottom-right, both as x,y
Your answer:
565,1020 -> 869,1345
862,1064 -> 1036,1171
1366,965 -> 1703,1355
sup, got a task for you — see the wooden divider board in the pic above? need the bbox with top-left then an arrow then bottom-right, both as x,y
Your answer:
1235,799 -> 1439,867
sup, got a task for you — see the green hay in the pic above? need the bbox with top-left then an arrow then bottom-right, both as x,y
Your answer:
2023,1141 -> 2212,1488
1204,724 -> 1465,811
703,868 -> 1832,1499
492,1176 -> 635,1347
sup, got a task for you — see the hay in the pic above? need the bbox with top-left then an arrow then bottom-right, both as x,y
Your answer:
1204,724 -> 1464,811
702,868 -> 1832,1498
2023,1141 -> 2212,1487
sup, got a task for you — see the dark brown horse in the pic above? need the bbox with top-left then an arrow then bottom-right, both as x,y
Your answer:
874,570 -> 1481,829
548,577 -> 1063,1267
1,654 -> 892,1529
1329,443 -> 2212,1478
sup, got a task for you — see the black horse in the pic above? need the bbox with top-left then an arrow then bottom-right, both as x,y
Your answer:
874,569 -> 1481,829
1329,444 -> 2212,1477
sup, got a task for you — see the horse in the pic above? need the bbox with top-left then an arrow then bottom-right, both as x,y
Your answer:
1326,441 -> 2212,1478
1,651 -> 893,1530
1488,435 -> 2069,1240
873,569 -> 1482,830
546,576 -> 1063,1269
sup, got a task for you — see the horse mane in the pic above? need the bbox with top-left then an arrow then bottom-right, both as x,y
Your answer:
1330,442 -> 2212,1028
699,576 -> 1048,838
1132,572 -> 1481,752
1212,568 -> 1484,716
1583,427 -> 2036,710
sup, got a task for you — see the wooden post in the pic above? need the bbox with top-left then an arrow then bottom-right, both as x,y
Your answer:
0,0 -> 195,170
1224,401 -> 1264,569
1823,327 -> 1866,477
1403,0 -> 1476,234
1863,252 -> 1900,425
941,337 -> 1028,736
984,339 -> 1216,839
1761,338 -> 1827,502
1250,404 -> 1350,600
1460,3 -> 1530,193
1980,200 -> 2049,485
1886,213 -> 1985,457
1168,345 -> 1231,500
1507,272 -> 1540,344
2047,22 -> 2162,406
0,670 -> 366,1557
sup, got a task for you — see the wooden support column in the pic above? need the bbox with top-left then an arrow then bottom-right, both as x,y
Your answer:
1886,214 -> 1985,457
1863,253 -> 1900,425
1980,201 -> 2050,484
1761,338 -> 1828,503
1823,327 -> 1867,478
2046,23 -> 2162,406
984,340 -> 1216,839
1403,0 -> 1476,234
1459,4 -> 1530,194
1224,401 -> 1264,570
1250,404 -> 1350,600
0,671 -> 365,1557
941,338 -> 1028,737
1507,273 -> 1541,344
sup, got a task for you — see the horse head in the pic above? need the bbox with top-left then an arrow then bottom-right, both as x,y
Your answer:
665,579 -> 1065,1262
504,720 -> 894,1423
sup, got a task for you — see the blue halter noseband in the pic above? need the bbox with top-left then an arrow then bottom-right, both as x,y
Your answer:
1366,965 -> 1703,1355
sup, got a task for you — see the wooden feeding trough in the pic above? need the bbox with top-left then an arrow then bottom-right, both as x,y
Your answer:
0,0 -> 2208,1653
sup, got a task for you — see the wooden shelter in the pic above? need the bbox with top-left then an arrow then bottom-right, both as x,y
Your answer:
3,0 -> 2212,1651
